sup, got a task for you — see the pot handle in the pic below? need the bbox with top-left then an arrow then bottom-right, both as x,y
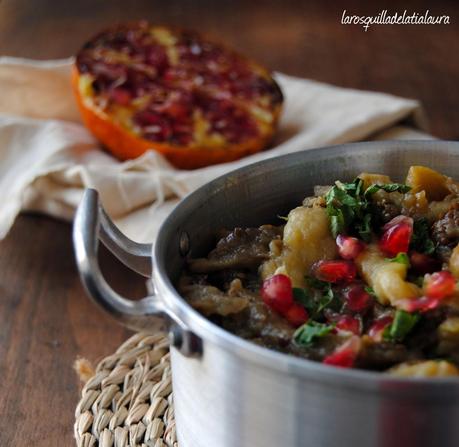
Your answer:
73,189 -> 202,357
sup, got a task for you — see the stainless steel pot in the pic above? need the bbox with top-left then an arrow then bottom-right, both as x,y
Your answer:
73,140 -> 459,447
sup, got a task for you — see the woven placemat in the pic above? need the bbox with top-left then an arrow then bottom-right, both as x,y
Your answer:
74,332 -> 178,447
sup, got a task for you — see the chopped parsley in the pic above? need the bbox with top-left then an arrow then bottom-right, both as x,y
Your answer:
383,310 -> 420,342
294,321 -> 335,347
325,178 -> 365,239
324,178 -> 411,241
410,218 -> 436,255
355,213 -> 372,243
292,287 -> 316,313
413,276 -> 425,288
364,183 -> 411,196
364,286 -> 376,297
387,252 -> 410,266
292,277 -> 340,319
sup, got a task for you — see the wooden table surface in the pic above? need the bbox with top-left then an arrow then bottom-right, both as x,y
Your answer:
0,1 -> 458,445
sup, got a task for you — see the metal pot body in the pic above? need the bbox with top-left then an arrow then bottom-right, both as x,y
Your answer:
74,141 -> 459,447
169,342 -> 459,447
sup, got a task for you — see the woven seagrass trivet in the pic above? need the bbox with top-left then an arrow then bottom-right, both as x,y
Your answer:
74,332 -> 178,447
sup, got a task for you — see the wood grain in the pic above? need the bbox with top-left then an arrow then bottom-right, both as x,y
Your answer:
0,215 -> 145,446
0,0 -> 458,445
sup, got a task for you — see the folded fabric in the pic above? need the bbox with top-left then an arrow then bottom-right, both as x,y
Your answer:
0,57 -> 432,242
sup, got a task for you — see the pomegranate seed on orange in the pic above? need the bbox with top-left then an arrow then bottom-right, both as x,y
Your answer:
379,215 -> 413,257
336,235 -> 365,260
284,304 -> 309,327
163,102 -> 190,120
261,274 -> 294,314
424,271 -> 456,299
109,87 -> 133,105
312,260 -> 357,283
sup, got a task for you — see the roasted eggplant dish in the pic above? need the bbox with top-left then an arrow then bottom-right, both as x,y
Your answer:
179,166 -> 459,376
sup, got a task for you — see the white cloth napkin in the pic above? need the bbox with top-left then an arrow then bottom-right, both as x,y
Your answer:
0,57 -> 432,242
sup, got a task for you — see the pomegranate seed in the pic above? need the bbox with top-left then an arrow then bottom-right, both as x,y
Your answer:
425,271 -> 456,300
135,110 -> 163,126
284,304 -> 309,327
109,87 -> 132,105
344,284 -> 373,313
164,102 -> 190,120
398,296 -> 440,313
336,235 -> 365,260
368,315 -> 393,342
92,62 -> 127,80
163,68 -> 176,82
145,45 -> 169,72
379,215 -> 413,257
261,274 -> 294,314
410,252 -> 441,274
382,215 -> 413,231
335,315 -> 361,335
323,336 -> 361,368
312,260 -> 357,283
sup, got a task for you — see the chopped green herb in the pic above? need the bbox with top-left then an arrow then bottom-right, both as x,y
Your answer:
293,278 -> 339,319
324,178 -> 411,240
387,252 -> 410,266
410,218 -> 436,255
413,276 -> 425,288
325,178 -> 365,238
355,213 -> 373,243
294,321 -> 335,347
327,206 -> 346,238
364,286 -> 377,297
364,183 -> 411,197
383,310 -> 420,342
406,273 -> 425,288
305,276 -> 330,290
306,277 -> 337,307
277,215 -> 289,222
316,286 -> 335,315
292,287 -> 309,303
292,287 -> 315,313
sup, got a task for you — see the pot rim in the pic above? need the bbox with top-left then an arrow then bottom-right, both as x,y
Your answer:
154,140 -> 459,392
